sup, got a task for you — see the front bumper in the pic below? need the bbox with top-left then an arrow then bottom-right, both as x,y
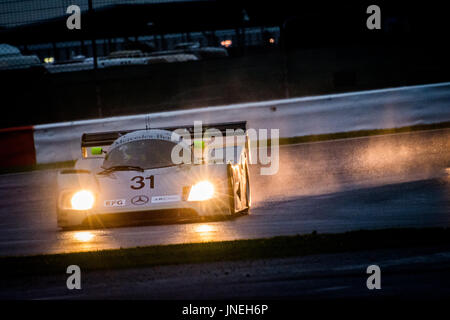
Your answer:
57,197 -> 231,229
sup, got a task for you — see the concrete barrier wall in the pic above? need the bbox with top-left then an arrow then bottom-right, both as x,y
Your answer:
32,81 -> 450,164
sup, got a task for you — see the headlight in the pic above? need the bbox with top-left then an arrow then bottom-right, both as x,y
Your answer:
71,190 -> 95,210
188,181 -> 215,201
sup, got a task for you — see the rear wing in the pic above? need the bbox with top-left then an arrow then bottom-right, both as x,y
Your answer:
81,121 -> 247,158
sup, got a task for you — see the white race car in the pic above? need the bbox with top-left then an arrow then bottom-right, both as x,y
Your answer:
56,122 -> 251,229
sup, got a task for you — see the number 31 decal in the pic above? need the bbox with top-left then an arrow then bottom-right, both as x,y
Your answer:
131,176 -> 154,190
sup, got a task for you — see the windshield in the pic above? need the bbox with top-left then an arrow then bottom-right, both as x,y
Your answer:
102,139 -> 177,170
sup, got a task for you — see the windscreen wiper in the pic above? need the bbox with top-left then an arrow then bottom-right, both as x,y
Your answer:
153,164 -> 179,169
98,165 -> 145,174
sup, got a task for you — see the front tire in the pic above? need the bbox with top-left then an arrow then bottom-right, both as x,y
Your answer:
227,161 -> 251,216
243,160 -> 251,214
227,164 -> 237,215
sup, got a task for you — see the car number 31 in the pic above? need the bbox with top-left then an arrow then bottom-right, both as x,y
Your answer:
131,175 -> 155,190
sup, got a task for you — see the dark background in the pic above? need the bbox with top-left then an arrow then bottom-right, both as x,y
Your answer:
1,0 -> 449,128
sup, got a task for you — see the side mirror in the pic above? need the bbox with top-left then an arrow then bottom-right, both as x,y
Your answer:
193,139 -> 206,164
82,146 -> 107,159
91,147 -> 103,155
193,139 -> 205,150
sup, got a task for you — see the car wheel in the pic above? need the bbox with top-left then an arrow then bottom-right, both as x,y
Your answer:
227,164 -> 237,215
240,161 -> 251,215
227,162 -> 251,216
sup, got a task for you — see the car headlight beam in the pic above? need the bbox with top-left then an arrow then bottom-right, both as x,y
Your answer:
188,181 -> 215,201
71,190 -> 95,210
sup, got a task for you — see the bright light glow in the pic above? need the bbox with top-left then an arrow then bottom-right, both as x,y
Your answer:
195,224 -> 215,233
71,190 -> 95,210
269,38 -> 275,44
74,231 -> 94,242
220,39 -> 232,48
44,57 -> 54,64
188,181 -> 214,201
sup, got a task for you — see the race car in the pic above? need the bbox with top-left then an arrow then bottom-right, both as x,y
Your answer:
56,121 -> 251,229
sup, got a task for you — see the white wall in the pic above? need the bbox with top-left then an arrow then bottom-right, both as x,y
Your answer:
34,81 -> 450,164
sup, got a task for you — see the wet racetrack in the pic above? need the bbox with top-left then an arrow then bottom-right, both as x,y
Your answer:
0,129 -> 449,257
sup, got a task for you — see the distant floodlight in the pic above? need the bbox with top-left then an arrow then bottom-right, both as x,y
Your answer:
44,57 -> 54,64
220,40 -> 232,48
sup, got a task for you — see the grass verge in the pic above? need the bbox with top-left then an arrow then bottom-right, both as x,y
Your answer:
1,227 -> 449,277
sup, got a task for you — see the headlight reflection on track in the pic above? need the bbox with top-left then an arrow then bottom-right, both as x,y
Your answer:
195,224 -> 215,233
73,231 -> 94,242
194,224 -> 217,242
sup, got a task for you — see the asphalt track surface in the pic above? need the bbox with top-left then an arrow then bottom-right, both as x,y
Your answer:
0,129 -> 449,257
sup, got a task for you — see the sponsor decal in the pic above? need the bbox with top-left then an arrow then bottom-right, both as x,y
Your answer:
131,195 -> 149,205
104,199 -> 126,207
151,195 -> 181,203
110,129 -> 178,151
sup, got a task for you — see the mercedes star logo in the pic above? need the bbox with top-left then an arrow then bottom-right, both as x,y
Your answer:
131,195 -> 149,205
